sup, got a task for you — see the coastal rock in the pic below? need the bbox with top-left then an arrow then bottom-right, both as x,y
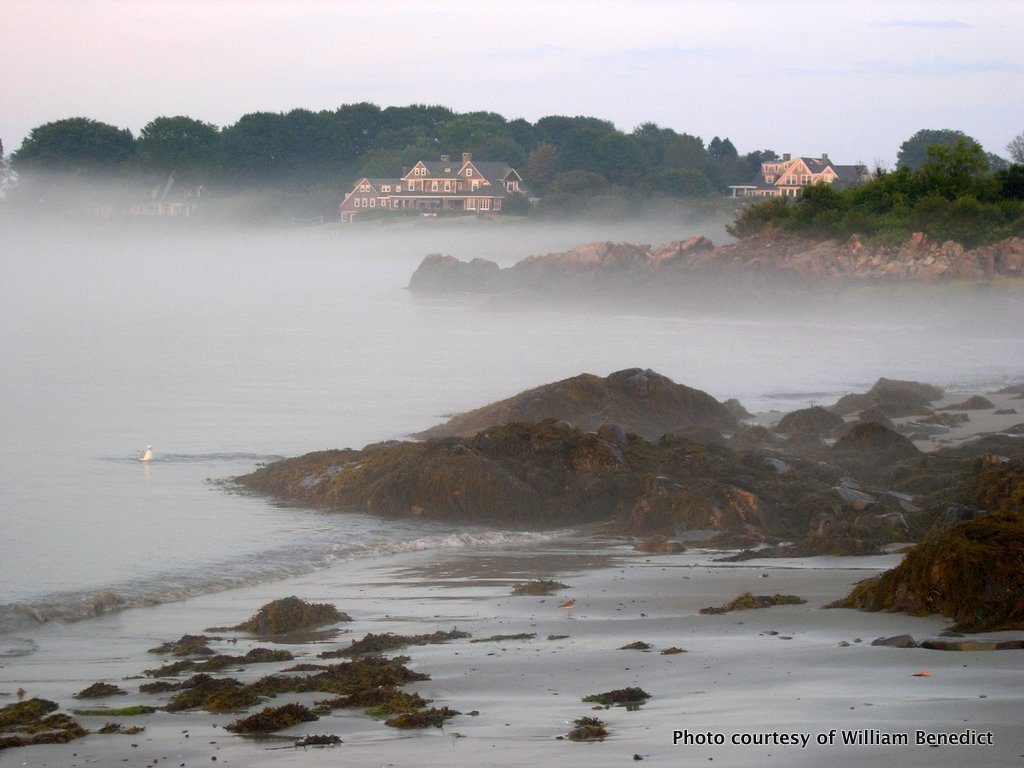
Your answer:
414,368 -> 738,441
831,378 -> 944,417
406,234 -> 1024,300
775,406 -> 845,438
941,396 -> 996,411
832,422 -> 921,463
871,634 -> 918,648
829,461 -> 1024,632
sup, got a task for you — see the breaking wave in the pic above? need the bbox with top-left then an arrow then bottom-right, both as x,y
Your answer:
0,527 -> 561,644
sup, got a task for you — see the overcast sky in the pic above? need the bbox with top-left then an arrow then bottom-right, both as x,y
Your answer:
2,0 -> 1022,165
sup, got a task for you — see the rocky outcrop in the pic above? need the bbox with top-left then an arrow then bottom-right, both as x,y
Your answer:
775,406 -> 845,438
415,369 -> 737,441
408,233 -> 1024,296
830,377 -> 944,417
236,374 -> 1024,558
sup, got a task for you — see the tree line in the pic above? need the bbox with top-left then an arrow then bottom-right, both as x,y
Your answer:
5,104 -> 774,203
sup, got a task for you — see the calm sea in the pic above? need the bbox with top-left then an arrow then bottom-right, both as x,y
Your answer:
1,216 -> 1021,649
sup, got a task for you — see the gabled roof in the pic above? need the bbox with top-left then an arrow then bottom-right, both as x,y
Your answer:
466,161 -> 518,183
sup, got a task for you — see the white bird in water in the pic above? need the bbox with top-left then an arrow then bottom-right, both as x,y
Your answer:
139,445 -> 153,462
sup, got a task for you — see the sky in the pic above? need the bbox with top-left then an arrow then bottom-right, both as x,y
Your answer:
2,0 -> 1023,166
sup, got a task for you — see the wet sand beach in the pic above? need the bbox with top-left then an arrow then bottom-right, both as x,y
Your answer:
4,537 -> 1022,768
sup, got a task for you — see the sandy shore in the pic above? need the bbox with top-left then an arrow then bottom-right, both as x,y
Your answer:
3,535 -> 1022,768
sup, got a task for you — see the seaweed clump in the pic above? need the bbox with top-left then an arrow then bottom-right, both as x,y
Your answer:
320,629 -> 470,658
618,641 -> 651,650
145,647 -> 293,677
98,722 -> 145,735
700,593 -> 806,614
216,596 -> 351,635
582,688 -> 650,706
567,716 -> 609,741
0,699 -> 88,750
511,579 -> 570,595
470,633 -> 536,643
72,705 -> 156,717
73,682 -> 126,699
225,702 -> 318,734
317,687 -> 430,716
148,634 -> 220,656
384,706 -> 460,729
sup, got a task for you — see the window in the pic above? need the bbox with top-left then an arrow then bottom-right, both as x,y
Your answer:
369,198 -> 375,207
494,199 -> 502,210
466,168 -> 472,177
431,181 -> 438,191
480,199 -> 490,210
382,185 -> 390,192
801,175 -> 810,184
444,181 -> 451,192
765,175 -> 774,183
467,198 -> 476,210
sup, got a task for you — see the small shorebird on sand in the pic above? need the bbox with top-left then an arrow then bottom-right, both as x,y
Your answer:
558,598 -> 576,618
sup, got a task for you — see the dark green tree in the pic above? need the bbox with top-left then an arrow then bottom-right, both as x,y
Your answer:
896,129 -> 981,170
12,117 -> 136,174
919,138 -> 991,200
137,115 -> 222,181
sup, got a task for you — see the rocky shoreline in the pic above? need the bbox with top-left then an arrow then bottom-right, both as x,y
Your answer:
408,232 -> 1024,298
236,371 -> 1024,595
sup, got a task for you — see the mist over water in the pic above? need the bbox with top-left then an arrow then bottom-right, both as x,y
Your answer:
2,214 -> 1022,637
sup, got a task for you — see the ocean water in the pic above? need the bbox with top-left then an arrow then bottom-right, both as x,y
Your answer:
1,217 -> 1022,650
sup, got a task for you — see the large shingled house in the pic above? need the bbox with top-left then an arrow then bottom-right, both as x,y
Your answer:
729,153 -> 870,198
339,152 -> 527,222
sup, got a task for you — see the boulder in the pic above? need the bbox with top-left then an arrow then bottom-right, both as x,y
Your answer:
940,396 -> 996,411
871,634 -> 918,648
775,406 -> 845,438
832,422 -> 921,462
414,368 -> 738,441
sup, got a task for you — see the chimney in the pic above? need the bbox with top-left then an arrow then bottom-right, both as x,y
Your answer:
462,152 -> 472,163
440,154 -> 450,163
782,153 -> 791,161
821,152 -> 829,162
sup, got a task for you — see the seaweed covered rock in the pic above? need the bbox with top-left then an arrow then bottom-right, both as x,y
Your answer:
0,699 -> 87,750
320,630 -> 470,658
384,706 -> 460,728
414,369 -> 738,441
582,688 -> 650,706
511,579 -> 570,595
775,406 -> 845,438
941,395 -> 996,411
73,682 -> 126,699
224,703 -> 318,734
829,462 -> 1024,631
832,422 -> 920,463
832,378 -> 944,417
221,597 -> 351,635
148,634 -> 220,657
700,593 -> 806,614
